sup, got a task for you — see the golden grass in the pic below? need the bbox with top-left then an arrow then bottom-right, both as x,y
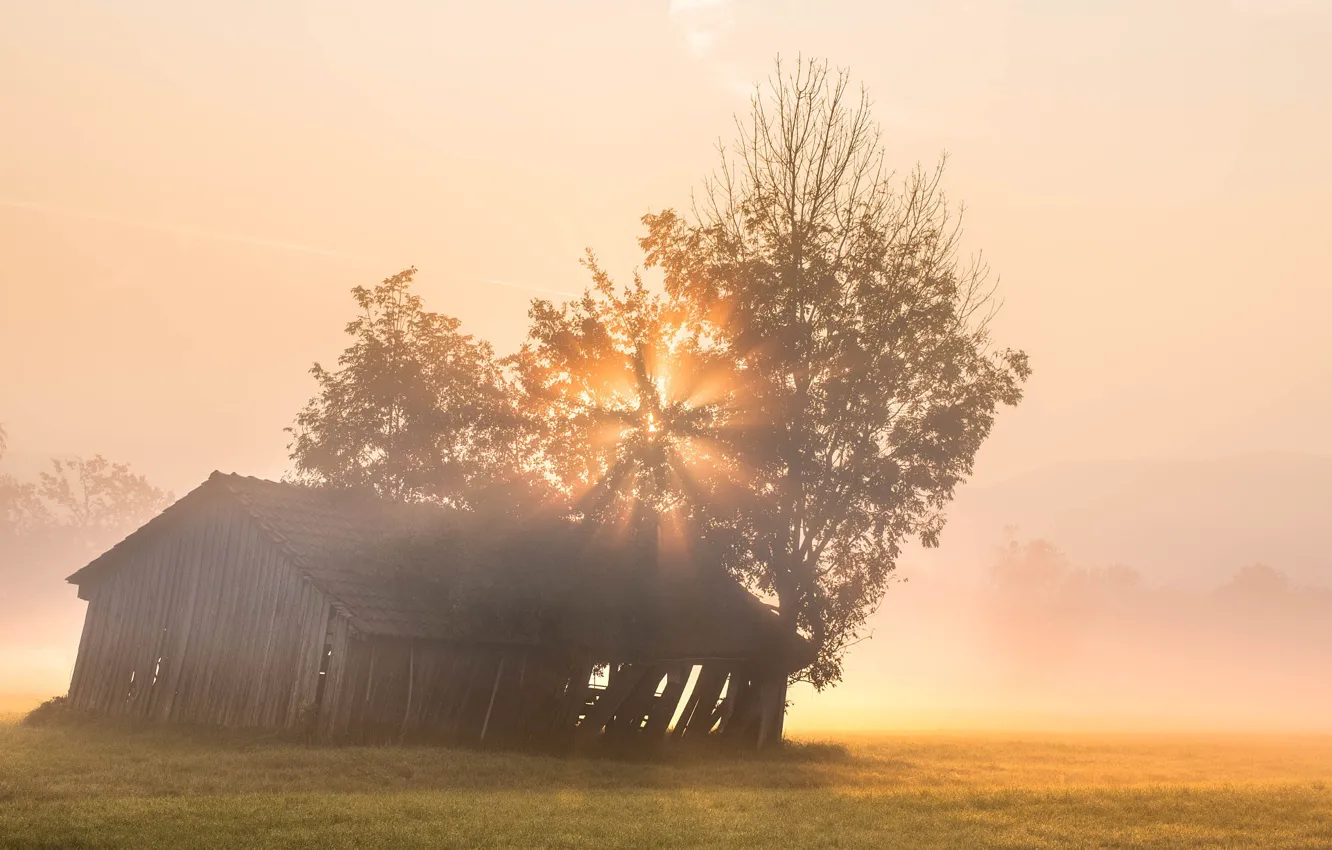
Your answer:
0,693 -> 47,720
1,716 -> 1329,848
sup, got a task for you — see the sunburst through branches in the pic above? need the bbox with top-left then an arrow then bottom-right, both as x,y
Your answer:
510,252 -> 753,564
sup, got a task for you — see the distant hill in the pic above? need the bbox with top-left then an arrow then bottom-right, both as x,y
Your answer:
906,453 -> 1332,588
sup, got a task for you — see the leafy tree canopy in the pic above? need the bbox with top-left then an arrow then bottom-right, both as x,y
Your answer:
1,425 -> 171,554
0,425 -> 48,541
285,58 -> 1029,692
287,268 -> 520,508
511,255 -> 735,521
36,456 -> 172,555
634,58 -> 1030,687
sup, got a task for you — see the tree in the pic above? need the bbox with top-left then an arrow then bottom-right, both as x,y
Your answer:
639,58 -> 1030,689
0,424 -> 49,541
510,253 -> 741,547
288,267 -> 519,507
1,428 -> 171,642
36,455 -> 172,555
1,425 -> 171,550
1218,564 -> 1292,602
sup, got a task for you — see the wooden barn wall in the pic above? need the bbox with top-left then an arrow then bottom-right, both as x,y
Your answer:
63,494 -> 791,749
67,498 -> 331,729
319,637 -> 575,747
315,635 -> 790,751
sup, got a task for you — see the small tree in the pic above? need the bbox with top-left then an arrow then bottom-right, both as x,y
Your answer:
640,58 -> 1030,689
1,426 -> 169,554
0,425 -> 49,542
37,456 -> 172,555
288,268 -> 518,506
1,428 -> 172,643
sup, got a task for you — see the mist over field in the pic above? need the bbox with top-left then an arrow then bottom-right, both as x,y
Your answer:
797,545 -> 1332,734
8,455 -> 1330,733
6,4 -> 1332,848
3,0 -> 1331,737
794,456 -> 1332,732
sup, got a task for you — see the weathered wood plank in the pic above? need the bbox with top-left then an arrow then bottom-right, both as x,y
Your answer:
66,595 -> 99,708
317,613 -> 350,740
154,500 -> 212,722
606,664 -> 664,745
194,502 -> 247,725
224,517 -> 267,725
106,534 -> 154,716
575,663 -> 647,744
642,663 -> 690,739
294,587 -> 331,725
128,550 -> 168,716
144,525 -> 195,720
679,665 -> 728,740
478,655 -> 505,743
173,497 -> 230,723
240,533 -> 281,726
82,571 -> 125,713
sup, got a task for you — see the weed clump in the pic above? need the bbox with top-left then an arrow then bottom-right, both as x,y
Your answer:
20,695 -> 79,727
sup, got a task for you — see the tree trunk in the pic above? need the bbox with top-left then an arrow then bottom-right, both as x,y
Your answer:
755,670 -> 788,750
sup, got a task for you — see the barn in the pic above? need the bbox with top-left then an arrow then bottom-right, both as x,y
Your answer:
65,472 -> 810,750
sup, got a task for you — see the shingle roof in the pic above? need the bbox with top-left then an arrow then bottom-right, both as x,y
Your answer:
69,472 -> 813,668
215,473 -> 464,640
69,472 -> 468,641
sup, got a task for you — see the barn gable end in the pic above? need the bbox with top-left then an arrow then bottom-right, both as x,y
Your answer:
67,484 -> 332,729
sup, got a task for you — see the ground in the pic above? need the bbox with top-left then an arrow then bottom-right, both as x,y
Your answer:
1,710 -> 1330,849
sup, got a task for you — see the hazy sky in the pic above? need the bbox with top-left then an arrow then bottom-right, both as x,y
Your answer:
3,0 -> 1329,496
3,0 -> 1331,725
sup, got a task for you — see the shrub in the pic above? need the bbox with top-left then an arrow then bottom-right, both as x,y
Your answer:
21,695 -> 81,727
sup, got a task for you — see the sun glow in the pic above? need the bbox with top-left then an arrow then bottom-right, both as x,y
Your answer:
569,330 -> 747,543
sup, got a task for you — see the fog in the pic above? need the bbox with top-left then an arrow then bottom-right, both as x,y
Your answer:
3,0 -> 1331,730
7,475 -> 1331,733
786,457 -> 1332,733
0,538 -> 93,706
790,540 -> 1332,734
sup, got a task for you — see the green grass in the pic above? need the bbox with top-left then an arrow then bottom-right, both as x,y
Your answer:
2,717 -> 1330,849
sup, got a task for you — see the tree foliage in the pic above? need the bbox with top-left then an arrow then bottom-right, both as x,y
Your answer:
509,254 -> 740,533
36,456 -> 172,555
0,425 -> 49,541
288,268 -> 519,507
1,425 -> 171,643
282,59 -> 1028,693
636,58 -> 1030,687
1,425 -> 170,555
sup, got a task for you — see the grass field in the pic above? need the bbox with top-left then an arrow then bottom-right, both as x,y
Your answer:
2,712 -> 1330,849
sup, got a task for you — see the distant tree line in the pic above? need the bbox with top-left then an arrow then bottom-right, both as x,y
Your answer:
982,535 -> 1332,690
0,425 -> 171,560
0,424 -> 172,642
